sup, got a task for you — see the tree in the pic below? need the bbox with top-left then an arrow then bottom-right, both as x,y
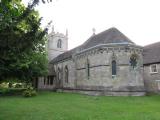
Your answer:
0,0 -> 49,83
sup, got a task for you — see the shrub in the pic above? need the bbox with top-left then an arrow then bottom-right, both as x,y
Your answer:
8,83 -> 12,88
15,83 -> 22,88
0,88 -> 10,95
0,82 -> 9,88
22,87 -> 37,97
0,88 -> 26,96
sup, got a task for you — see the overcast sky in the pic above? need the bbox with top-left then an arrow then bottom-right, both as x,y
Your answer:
23,0 -> 160,49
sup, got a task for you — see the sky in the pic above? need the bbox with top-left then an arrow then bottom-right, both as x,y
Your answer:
23,0 -> 160,49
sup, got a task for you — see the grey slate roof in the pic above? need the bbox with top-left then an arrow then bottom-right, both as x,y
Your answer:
143,42 -> 160,65
50,46 -> 81,63
81,27 -> 135,50
51,27 -> 135,63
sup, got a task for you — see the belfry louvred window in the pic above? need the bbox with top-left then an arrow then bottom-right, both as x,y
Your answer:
57,39 -> 62,48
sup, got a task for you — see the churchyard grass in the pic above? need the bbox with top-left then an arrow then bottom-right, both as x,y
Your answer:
0,91 -> 160,120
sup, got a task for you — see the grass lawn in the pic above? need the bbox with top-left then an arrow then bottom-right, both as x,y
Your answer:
0,92 -> 160,120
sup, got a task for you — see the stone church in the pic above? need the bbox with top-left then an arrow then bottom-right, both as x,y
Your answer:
37,27 -> 146,96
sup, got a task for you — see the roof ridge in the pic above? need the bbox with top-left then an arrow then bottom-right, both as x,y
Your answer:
82,27 -> 127,47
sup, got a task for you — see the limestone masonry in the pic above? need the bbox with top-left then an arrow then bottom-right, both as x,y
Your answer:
36,27 -> 160,96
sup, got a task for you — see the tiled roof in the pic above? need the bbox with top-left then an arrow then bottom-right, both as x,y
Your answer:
81,27 -> 135,50
143,42 -> 160,65
50,46 -> 81,63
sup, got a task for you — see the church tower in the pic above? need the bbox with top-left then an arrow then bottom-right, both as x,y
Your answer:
47,26 -> 68,61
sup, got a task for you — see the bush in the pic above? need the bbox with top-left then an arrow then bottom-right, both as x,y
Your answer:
8,82 -> 12,88
15,83 -> 22,88
0,82 -> 9,88
0,88 -> 26,96
0,82 -> 37,97
0,88 -> 10,95
22,87 -> 37,97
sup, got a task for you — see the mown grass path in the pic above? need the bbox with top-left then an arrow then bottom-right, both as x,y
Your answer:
0,92 -> 160,120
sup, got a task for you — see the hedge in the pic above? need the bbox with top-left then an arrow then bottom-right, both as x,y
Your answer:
0,88 -> 27,96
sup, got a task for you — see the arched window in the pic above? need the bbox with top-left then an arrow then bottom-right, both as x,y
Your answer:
112,60 -> 116,76
57,39 -> 62,48
86,59 -> 90,79
64,66 -> 69,83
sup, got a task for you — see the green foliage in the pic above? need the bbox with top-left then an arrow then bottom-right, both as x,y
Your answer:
0,78 -> 25,89
0,0 -> 48,82
0,88 -> 26,96
15,83 -> 22,88
8,82 -> 12,88
0,82 -> 8,88
22,86 -> 37,97
1,78 -> 22,84
22,90 -> 37,97
0,82 -> 35,96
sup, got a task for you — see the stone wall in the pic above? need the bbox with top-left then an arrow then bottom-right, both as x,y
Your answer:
54,59 -> 76,89
144,64 -> 160,93
75,44 -> 144,93
38,43 -> 145,96
37,77 -> 56,90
